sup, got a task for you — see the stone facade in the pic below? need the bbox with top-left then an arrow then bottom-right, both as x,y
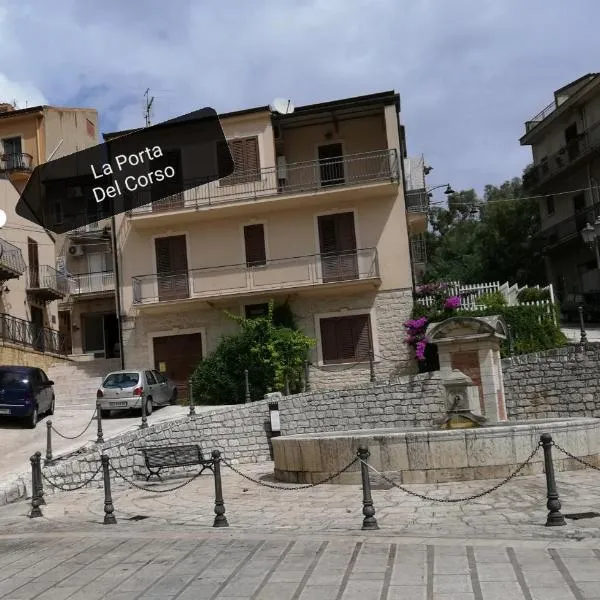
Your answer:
0,342 -> 69,370
123,287 -> 415,390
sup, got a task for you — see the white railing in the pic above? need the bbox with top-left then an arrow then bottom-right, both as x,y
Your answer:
69,271 -> 115,295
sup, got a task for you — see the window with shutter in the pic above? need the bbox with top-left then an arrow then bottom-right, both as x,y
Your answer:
218,136 -> 261,185
244,224 -> 266,267
320,314 -> 372,364
154,235 -> 190,301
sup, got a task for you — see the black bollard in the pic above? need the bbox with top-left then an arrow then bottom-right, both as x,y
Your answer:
211,450 -> 228,527
244,370 -> 251,404
188,379 -> 196,417
96,400 -> 104,444
540,433 -> 566,527
578,305 -> 588,344
358,446 -> 378,530
35,451 -> 45,506
507,324 -> 515,356
45,420 -> 53,466
140,392 -> 148,429
304,360 -> 311,392
29,454 -> 42,518
101,455 -> 117,525
369,350 -> 376,383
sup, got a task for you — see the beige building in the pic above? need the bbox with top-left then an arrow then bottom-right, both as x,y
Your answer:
0,102 -> 98,362
106,91 -> 421,395
520,73 -> 600,300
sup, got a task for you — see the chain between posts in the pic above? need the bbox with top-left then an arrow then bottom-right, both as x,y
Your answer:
109,463 -> 206,493
552,441 -> 600,471
50,408 -> 98,440
360,443 -> 542,503
220,455 -> 359,490
40,464 -> 103,492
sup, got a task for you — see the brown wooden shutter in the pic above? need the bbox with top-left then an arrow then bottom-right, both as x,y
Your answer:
244,224 -> 266,266
220,137 -> 260,185
318,215 -> 338,254
320,314 -> 372,364
320,318 -> 338,363
353,315 -> 372,361
336,212 -> 357,252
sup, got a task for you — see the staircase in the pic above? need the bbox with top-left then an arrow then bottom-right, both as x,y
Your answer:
48,358 -> 121,407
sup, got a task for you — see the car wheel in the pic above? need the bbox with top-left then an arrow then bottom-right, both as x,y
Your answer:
100,409 -> 111,419
145,397 -> 153,416
27,405 -> 38,429
47,397 -> 55,416
169,388 -> 178,405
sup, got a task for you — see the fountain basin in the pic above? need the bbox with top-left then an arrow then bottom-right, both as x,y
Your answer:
272,418 -> 600,484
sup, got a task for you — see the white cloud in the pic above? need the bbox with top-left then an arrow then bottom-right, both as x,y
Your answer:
0,73 -> 47,109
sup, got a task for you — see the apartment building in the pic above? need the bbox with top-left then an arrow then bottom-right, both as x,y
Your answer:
404,155 -> 429,283
106,91 -> 418,395
0,102 -> 98,361
520,73 -> 600,299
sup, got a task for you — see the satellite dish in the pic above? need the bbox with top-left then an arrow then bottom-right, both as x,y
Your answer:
0,209 -> 6,228
269,98 -> 295,115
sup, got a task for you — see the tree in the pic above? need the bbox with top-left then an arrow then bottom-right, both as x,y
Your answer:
423,177 -> 546,286
191,300 -> 315,405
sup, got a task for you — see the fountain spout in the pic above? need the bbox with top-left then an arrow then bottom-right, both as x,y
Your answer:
437,369 -> 487,429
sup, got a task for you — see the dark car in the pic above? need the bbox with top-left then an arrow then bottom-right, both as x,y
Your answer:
561,292 -> 600,323
0,366 -> 55,428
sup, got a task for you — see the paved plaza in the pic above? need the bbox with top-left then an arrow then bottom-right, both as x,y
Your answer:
2,462 -> 600,598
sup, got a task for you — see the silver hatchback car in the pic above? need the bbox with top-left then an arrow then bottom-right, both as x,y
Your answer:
97,369 -> 178,418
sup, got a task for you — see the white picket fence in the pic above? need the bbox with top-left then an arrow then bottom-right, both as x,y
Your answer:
417,280 -> 556,323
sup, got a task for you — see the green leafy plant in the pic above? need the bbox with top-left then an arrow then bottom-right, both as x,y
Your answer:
191,300 -> 315,405
516,287 -> 550,303
477,291 -> 507,309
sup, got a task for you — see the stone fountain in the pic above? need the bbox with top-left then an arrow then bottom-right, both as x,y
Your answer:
272,315 -> 600,484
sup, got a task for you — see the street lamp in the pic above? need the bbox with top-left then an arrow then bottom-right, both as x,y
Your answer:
581,216 -> 600,269
427,183 -> 455,197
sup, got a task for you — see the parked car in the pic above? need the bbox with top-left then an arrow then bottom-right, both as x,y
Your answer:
0,366 -> 55,428
560,292 -> 600,323
96,369 -> 178,418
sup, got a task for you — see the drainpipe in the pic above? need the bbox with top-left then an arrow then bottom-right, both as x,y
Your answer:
110,211 -> 125,370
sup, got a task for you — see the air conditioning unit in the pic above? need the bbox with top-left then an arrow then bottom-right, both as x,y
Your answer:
68,245 -> 84,257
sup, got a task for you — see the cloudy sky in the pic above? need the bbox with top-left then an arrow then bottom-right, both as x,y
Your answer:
0,0 -> 598,200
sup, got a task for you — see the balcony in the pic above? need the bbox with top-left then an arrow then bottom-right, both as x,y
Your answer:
523,120 -> 600,190
0,238 -> 26,281
524,101 -> 557,134
405,189 -> 429,235
0,313 -> 66,355
69,271 -> 115,297
26,265 -> 69,301
410,235 -> 427,264
0,153 -> 33,180
127,150 -> 399,224
541,202 -> 600,249
132,248 -> 380,306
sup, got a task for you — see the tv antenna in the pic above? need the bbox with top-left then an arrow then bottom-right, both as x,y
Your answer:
144,88 -> 155,126
269,98 -> 295,115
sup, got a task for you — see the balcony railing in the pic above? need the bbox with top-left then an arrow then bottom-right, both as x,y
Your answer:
523,120 -> 600,190
132,248 -> 380,305
405,189 -> 429,212
26,265 -> 69,300
541,202 -> 600,248
525,101 -> 557,133
0,313 -> 66,355
0,152 -> 33,173
0,238 -> 26,279
410,235 -> 427,263
69,271 -> 115,296
127,149 -> 399,216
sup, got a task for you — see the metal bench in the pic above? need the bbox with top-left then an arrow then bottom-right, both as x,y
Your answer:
139,444 -> 214,481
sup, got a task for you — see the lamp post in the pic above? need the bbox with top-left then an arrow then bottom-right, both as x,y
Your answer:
581,216 -> 600,270
426,183 -> 455,196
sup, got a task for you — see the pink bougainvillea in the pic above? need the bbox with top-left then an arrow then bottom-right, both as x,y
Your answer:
444,295 -> 462,310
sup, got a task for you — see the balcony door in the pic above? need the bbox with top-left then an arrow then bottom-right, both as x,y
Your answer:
565,123 -> 580,162
155,235 -> 190,301
27,238 -> 39,288
318,143 -> 345,187
317,212 -> 358,283
1,137 -> 22,169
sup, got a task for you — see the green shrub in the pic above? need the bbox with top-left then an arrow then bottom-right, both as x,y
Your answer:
477,291 -> 507,309
517,287 -> 550,303
191,300 -> 315,405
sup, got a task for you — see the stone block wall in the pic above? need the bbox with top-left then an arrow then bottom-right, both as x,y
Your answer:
503,343 -> 600,419
0,342 -> 70,370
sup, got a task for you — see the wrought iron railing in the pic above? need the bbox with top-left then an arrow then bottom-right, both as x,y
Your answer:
132,248 -> 380,304
26,265 -> 69,296
127,149 -> 399,215
523,120 -> 600,190
525,100 -> 558,133
0,152 -> 33,172
0,313 -> 66,354
541,202 -> 600,248
410,235 -> 427,263
0,238 -> 26,275
405,189 -> 429,212
69,271 -> 115,295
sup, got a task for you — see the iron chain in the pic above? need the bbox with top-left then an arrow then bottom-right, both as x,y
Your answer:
552,441 -> 600,471
220,455 -> 359,490
51,409 -> 98,440
41,464 -> 103,492
361,443 -> 542,503
109,463 -> 207,493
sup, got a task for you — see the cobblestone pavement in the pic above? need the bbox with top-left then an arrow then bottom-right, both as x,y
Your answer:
2,463 -> 600,598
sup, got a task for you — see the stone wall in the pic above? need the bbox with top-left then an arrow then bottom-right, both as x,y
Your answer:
0,341 -> 70,370
503,343 -> 600,420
